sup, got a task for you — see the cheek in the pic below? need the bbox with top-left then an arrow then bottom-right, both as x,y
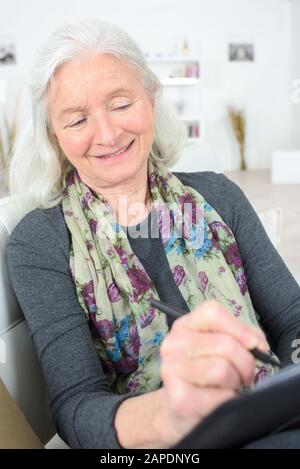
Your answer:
126,107 -> 155,140
56,132 -> 91,159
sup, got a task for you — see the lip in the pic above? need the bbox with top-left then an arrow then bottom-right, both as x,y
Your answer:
92,140 -> 134,162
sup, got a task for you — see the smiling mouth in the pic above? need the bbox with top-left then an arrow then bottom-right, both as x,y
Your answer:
94,140 -> 134,160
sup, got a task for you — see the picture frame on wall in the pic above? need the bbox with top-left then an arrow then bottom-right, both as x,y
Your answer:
0,36 -> 16,65
229,43 -> 254,62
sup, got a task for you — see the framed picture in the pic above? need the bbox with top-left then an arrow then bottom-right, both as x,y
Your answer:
229,43 -> 254,62
0,37 -> 16,65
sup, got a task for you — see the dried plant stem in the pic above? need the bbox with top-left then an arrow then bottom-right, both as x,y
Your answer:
228,107 -> 246,170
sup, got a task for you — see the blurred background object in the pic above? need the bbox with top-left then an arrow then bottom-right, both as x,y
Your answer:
228,106 -> 246,170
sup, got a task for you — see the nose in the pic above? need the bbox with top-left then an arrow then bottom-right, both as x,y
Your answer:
93,110 -> 121,147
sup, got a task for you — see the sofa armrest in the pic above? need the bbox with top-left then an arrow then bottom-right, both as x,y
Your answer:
0,378 -> 43,449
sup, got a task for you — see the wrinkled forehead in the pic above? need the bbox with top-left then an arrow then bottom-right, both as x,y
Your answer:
46,54 -> 147,127
48,53 -> 144,101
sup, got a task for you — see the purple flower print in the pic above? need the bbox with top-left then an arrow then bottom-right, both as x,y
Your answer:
236,270 -> 248,296
198,271 -> 209,291
159,175 -> 169,190
140,308 -> 156,328
64,210 -> 73,217
211,236 -> 221,251
82,192 -> 93,209
82,280 -> 97,312
209,221 -> 232,242
127,324 -> 141,358
128,290 -> 138,304
126,379 -> 140,392
115,356 -> 139,375
234,305 -> 242,317
180,195 -> 203,240
107,282 -> 121,303
86,240 -> 93,251
172,265 -> 186,287
95,319 -> 115,340
179,193 -> 198,225
65,171 -> 75,187
224,243 -> 243,268
254,365 -> 268,385
157,204 -> 174,244
218,266 -> 226,274
115,246 -> 128,266
127,268 -> 152,296
89,218 -> 98,235
149,172 -> 156,188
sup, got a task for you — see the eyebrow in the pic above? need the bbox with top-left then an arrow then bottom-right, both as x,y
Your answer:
58,88 -> 133,119
58,106 -> 87,119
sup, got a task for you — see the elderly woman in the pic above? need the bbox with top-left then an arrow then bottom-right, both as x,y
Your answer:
6,20 -> 300,449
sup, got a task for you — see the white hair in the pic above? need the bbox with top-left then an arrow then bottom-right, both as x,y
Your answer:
8,20 -> 187,211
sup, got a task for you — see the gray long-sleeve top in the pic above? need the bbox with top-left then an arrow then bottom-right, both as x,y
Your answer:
6,171 -> 300,449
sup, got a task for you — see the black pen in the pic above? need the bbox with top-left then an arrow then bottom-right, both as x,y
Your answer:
149,298 -> 281,369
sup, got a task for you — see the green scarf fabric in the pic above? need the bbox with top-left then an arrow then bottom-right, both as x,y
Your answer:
62,160 -> 276,395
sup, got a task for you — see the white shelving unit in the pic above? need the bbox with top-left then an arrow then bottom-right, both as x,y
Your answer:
161,77 -> 199,86
146,55 -> 201,143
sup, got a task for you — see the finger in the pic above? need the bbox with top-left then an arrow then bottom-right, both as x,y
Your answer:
162,355 -> 242,390
174,300 -> 268,351
248,325 -> 269,352
165,375 -> 236,421
161,329 -> 256,385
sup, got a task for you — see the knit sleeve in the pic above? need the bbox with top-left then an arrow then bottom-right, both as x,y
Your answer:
174,170 -> 300,366
218,174 -> 300,366
6,208 -> 128,448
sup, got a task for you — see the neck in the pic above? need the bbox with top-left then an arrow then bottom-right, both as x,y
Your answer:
88,175 -> 153,227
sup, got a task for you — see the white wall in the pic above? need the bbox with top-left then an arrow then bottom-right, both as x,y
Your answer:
0,0 -> 295,171
291,0 -> 300,148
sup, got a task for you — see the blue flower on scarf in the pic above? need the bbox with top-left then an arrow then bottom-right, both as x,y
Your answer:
116,314 -> 131,345
112,223 -> 122,233
151,331 -> 164,346
107,344 -> 122,362
106,315 -> 131,363
165,230 -> 179,254
175,237 -> 185,255
204,201 -> 213,212
195,237 -> 212,259
194,222 -> 212,259
185,223 -> 205,250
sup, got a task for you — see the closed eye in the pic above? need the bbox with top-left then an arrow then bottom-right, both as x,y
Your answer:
113,103 -> 132,111
69,118 -> 86,128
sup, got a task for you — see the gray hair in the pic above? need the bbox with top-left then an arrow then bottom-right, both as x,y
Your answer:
9,20 -> 187,211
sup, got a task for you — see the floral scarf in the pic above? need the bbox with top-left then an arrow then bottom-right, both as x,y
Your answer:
62,160 -> 277,395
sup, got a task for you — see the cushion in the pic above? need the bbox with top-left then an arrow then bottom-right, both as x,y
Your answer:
258,207 -> 282,251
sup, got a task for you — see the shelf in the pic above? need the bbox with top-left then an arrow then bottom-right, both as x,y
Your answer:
187,137 -> 201,144
180,115 -> 202,122
146,54 -> 202,142
161,77 -> 199,86
146,56 -> 199,64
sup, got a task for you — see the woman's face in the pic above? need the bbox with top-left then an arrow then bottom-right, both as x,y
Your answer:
48,54 -> 155,191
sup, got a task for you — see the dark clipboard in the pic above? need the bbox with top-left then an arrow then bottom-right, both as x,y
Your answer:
172,364 -> 300,449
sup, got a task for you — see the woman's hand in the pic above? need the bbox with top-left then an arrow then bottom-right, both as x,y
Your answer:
156,300 -> 269,446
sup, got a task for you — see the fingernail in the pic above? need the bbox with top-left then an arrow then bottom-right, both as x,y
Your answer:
244,336 -> 258,350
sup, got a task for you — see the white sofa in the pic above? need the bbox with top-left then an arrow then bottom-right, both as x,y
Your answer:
0,196 -> 68,448
0,194 -> 283,448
